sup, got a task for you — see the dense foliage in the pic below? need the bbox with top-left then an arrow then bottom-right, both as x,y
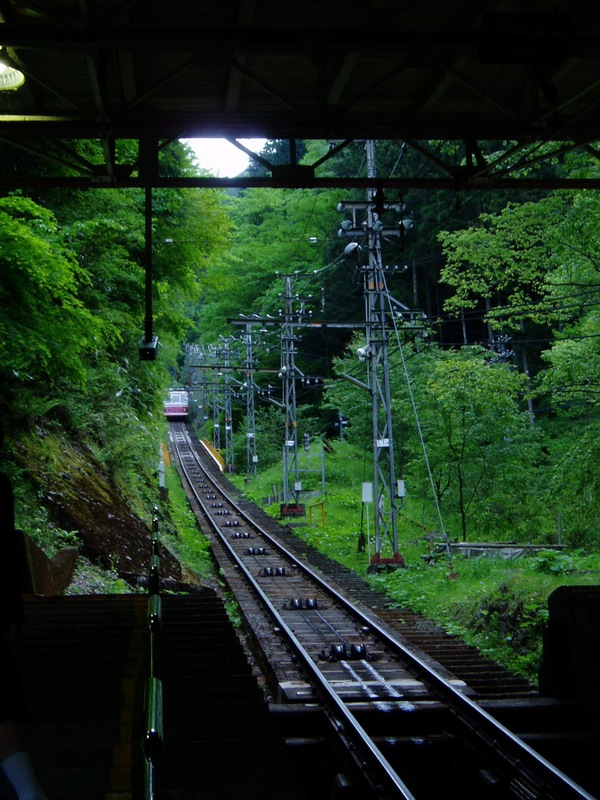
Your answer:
2,135 -> 600,590
0,141 -> 232,528
191,142 -> 600,549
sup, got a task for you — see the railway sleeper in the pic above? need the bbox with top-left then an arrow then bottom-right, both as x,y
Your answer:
267,660 -> 597,788
278,727 -> 493,799
280,723 -> 597,800
271,700 -> 483,738
480,696 -> 596,730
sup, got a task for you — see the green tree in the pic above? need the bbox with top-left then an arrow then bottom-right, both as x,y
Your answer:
195,187 -> 339,340
407,346 -> 539,541
0,195 -> 99,418
1,141 -> 233,491
435,185 -> 600,544
327,337 -> 542,541
537,191 -> 600,409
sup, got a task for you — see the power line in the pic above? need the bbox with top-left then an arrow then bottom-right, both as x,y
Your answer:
385,270 -> 449,552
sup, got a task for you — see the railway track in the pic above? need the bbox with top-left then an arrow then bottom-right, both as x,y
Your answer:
168,422 -> 598,800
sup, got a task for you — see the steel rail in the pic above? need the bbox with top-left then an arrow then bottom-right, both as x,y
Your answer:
171,423 -> 595,800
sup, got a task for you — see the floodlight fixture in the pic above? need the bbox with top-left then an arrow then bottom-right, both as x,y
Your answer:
344,242 -> 361,258
0,48 -> 24,89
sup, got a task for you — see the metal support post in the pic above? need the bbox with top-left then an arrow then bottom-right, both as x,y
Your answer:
337,140 -> 408,570
281,275 -> 301,505
212,369 -> 221,451
139,138 -> 159,360
220,338 -> 235,473
364,141 -> 404,568
243,323 -> 258,479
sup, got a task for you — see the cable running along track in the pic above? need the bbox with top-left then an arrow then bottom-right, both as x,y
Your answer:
169,422 -> 596,800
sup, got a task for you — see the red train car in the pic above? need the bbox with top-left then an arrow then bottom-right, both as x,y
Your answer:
164,390 -> 189,421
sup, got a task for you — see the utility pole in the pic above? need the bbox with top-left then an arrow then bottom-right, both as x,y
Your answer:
187,344 -> 215,428
280,274 -> 302,507
197,375 -> 211,426
218,337 -> 236,473
242,322 -> 258,479
212,366 -> 221,452
337,140 -> 412,570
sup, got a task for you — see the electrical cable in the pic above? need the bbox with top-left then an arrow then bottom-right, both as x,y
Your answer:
382,271 -> 452,560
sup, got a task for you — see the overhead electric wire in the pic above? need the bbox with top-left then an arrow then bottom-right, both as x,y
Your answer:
381,271 -> 449,543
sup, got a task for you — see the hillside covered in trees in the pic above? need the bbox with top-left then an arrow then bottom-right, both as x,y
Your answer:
1,137 -> 599,578
192,141 -> 600,547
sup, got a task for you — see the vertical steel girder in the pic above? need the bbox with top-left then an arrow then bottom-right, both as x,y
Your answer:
221,341 -> 235,473
243,324 -> 258,479
281,275 -> 301,505
363,140 -> 404,568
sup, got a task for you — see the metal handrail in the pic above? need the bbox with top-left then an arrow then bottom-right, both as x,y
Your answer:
144,508 -> 163,800
148,593 -> 162,678
144,676 -> 163,799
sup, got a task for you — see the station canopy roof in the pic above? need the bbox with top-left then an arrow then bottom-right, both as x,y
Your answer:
1,0 -> 600,190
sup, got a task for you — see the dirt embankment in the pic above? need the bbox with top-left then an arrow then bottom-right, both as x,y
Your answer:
15,434 -> 198,592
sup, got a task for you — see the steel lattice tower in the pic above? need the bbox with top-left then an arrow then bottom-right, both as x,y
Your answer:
243,322 -> 258,479
338,141 -> 407,569
219,337 -> 235,473
364,141 -> 403,567
281,275 -> 301,505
